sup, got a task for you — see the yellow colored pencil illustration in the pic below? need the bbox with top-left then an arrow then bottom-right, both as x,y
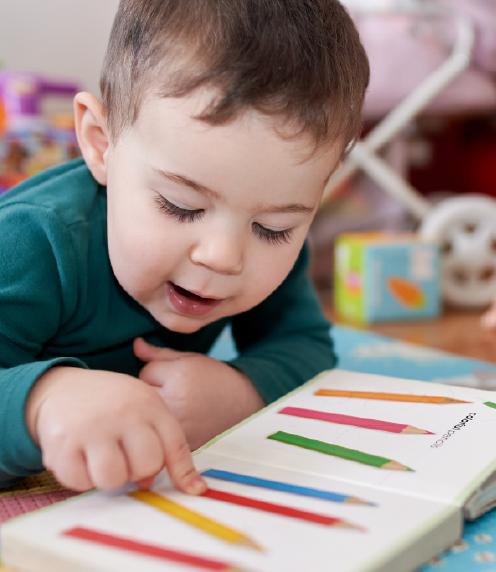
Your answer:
129,490 -> 263,551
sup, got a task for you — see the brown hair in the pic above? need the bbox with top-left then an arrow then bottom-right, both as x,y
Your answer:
100,0 -> 369,148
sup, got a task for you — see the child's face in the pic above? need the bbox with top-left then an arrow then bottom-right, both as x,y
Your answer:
103,91 -> 341,333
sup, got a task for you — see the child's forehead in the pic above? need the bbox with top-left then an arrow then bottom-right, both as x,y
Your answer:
133,91 -> 343,163
124,102 -> 340,209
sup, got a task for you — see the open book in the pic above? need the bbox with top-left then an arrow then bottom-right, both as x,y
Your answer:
3,369 -> 496,572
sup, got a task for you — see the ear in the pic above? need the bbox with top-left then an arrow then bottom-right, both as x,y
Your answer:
73,92 -> 110,186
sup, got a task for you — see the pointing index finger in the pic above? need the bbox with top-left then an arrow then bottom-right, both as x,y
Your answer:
153,415 -> 207,495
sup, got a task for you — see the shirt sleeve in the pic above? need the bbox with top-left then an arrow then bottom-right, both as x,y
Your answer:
229,243 -> 336,404
0,203 -> 87,482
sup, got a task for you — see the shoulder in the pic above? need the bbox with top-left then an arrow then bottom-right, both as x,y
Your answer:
0,159 -> 105,230
0,160 -> 107,282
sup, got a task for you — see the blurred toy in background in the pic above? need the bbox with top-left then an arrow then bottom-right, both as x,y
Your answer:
311,0 -> 496,312
0,71 -> 80,193
334,232 -> 440,323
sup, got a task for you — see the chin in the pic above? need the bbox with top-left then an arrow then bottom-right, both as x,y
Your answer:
157,312 -> 210,334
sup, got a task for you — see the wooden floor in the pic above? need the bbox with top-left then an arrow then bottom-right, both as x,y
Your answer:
319,295 -> 496,364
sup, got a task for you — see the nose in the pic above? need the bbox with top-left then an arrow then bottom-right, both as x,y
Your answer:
189,226 -> 244,275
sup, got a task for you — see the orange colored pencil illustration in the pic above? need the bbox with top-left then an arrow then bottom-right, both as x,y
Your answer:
314,389 -> 470,404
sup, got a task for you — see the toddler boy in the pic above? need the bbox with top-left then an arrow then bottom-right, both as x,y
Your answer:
0,0 -> 369,493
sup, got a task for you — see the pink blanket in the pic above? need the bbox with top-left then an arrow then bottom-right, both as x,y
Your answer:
352,1 -> 496,118
0,489 -> 76,524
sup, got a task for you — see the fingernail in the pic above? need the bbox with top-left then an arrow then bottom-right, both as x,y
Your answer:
186,476 -> 207,495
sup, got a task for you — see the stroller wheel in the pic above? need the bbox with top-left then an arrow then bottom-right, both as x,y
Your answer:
419,194 -> 496,307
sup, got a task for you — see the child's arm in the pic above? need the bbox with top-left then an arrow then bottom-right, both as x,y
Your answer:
0,204 -> 88,486
0,204 -> 204,492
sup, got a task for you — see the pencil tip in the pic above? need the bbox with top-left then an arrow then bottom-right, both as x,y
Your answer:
403,426 -> 433,435
346,497 -> 374,506
338,521 -> 366,532
384,460 -> 414,472
242,538 -> 266,552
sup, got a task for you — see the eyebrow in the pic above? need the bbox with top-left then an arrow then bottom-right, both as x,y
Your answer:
155,168 -> 315,214
156,169 -> 220,199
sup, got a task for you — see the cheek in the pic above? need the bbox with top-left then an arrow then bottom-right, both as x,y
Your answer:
240,245 -> 302,306
106,202 -> 180,296
107,224 -> 155,297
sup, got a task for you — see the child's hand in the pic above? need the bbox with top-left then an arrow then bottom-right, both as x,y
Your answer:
26,366 -> 206,494
134,338 -> 265,450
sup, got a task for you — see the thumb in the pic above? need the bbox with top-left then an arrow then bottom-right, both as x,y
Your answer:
133,338 -> 183,363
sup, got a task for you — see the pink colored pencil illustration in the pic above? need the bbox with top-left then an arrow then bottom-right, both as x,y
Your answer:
279,406 -> 433,435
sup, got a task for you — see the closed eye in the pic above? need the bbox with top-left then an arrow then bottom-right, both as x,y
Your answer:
154,192 -> 292,244
153,193 -> 204,223
252,222 -> 293,245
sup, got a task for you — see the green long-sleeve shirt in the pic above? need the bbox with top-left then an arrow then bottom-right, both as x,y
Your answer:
0,159 -> 335,484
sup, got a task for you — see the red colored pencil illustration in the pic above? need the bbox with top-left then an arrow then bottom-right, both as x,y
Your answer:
63,527 -> 245,571
201,488 -> 364,531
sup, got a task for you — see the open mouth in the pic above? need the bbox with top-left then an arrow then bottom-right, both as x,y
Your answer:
172,283 -> 215,302
167,282 -> 223,317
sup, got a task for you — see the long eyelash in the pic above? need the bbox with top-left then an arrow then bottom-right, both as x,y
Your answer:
253,222 -> 293,245
153,194 -> 204,223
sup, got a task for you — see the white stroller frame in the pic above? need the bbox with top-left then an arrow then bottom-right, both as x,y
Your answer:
323,3 -> 496,307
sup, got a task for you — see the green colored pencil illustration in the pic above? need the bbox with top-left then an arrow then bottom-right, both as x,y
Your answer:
268,431 -> 414,471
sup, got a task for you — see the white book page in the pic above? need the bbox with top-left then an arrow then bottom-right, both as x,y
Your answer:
204,369 -> 496,506
2,452 -> 458,572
